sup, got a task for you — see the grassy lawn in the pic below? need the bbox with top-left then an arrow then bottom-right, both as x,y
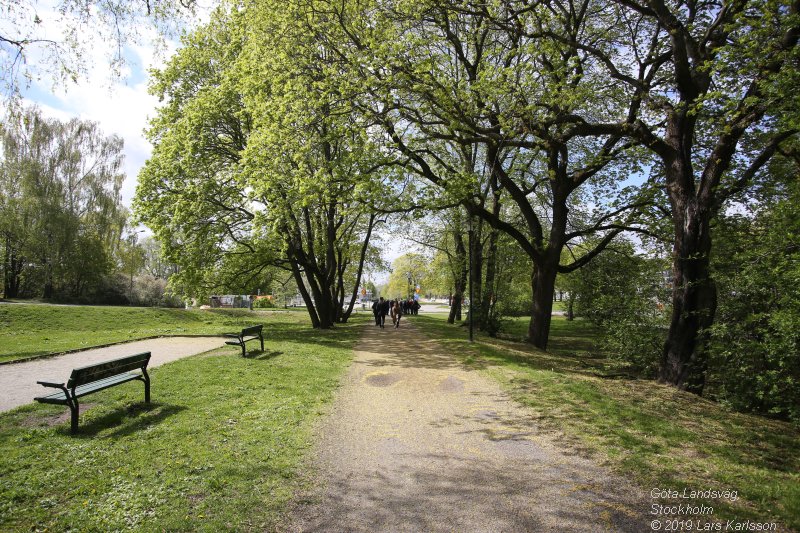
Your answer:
0,311 -> 365,531
415,314 -> 800,532
0,303 -> 311,364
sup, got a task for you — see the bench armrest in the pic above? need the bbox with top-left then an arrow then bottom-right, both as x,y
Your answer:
37,381 -> 65,389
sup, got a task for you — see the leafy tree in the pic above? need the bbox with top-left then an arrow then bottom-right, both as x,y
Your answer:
140,236 -> 179,280
385,253 -> 430,299
403,208 -> 469,322
569,0 -> 800,392
310,0 -> 653,349
136,5 -> 392,327
560,240 -> 670,375
0,105 -> 126,299
0,0 -> 198,93
708,170 -> 800,421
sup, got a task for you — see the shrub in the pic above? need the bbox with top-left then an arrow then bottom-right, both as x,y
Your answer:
253,297 -> 276,309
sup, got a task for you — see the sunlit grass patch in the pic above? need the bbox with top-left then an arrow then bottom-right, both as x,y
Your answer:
0,304 -> 312,363
0,314 -> 365,531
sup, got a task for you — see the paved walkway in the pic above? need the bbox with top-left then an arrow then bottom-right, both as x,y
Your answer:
0,337 -> 227,412
288,321 -> 649,532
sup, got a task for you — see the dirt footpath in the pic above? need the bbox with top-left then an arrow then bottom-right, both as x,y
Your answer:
0,337 -> 227,412
288,321 -> 651,532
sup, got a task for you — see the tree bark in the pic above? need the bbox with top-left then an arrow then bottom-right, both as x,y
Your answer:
479,193 -> 501,328
341,214 -> 375,323
528,263 -> 557,349
289,254 -> 320,328
659,198 -> 717,393
448,223 -> 468,324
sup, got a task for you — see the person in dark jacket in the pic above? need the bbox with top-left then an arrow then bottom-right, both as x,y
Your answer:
372,297 -> 383,327
380,297 -> 391,328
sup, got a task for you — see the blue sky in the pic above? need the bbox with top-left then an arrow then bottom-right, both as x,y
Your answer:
20,41 -> 167,209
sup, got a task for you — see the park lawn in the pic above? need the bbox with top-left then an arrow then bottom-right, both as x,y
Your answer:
414,314 -> 800,532
0,312 -> 365,531
0,303 -> 310,364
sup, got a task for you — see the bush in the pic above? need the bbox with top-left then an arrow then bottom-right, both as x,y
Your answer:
253,297 -> 276,309
561,244 -> 670,377
708,203 -> 800,422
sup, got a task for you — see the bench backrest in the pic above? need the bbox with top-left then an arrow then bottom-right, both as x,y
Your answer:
241,325 -> 263,337
67,352 -> 151,388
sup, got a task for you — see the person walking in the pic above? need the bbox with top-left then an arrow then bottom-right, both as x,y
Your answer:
372,297 -> 383,327
380,297 -> 392,328
390,299 -> 403,328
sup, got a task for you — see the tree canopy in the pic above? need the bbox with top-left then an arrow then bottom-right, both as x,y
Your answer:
135,0 -> 799,402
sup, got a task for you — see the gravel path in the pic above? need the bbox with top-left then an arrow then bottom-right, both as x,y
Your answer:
0,337 -> 227,412
288,321 -> 650,532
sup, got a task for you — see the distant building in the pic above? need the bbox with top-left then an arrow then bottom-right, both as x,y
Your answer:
209,295 -> 252,308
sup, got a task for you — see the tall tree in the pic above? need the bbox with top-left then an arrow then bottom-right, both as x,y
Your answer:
0,105 -> 126,299
315,0 -> 652,348
585,0 -> 800,391
136,5 -> 392,327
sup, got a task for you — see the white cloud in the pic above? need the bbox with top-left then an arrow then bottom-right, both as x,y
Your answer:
24,33 -> 176,208
10,2 -> 190,210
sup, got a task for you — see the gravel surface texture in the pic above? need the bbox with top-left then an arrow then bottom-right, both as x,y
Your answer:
288,321 -> 650,532
0,337 -> 227,412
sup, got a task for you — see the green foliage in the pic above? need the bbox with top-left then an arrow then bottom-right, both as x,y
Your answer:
491,233 -> 534,318
559,241 -> 670,376
709,179 -> 800,422
252,297 -> 276,309
0,105 -> 127,301
136,4 -> 392,327
385,253 -> 430,299
0,312 -> 360,531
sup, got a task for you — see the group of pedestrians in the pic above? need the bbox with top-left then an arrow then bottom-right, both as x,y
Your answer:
371,297 -> 421,329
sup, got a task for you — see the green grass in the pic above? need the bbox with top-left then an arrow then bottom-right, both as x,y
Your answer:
415,314 -> 800,532
0,312 -> 365,531
0,303 -> 311,363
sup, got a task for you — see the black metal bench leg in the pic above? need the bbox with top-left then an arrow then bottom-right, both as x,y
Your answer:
143,370 -> 151,403
260,335 -> 264,352
69,400 -> 79,434
240,341 -> 246,357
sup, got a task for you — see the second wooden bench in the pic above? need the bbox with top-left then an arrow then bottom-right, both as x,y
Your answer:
224,325 -> 264,357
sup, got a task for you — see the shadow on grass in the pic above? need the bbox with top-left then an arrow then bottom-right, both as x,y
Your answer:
414,316 -> 625,378
413,314 -> 800,530
244,350 -> 284,361
264,319 -> 366,348
66,402 -> 187,439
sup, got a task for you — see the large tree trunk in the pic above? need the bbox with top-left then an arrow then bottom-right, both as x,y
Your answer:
448,222 -> 468,324
290,259 -> 321,328
528,263 -> 557,350
479,194 -> 501,328
3,237 -> 19,298
659,201 -> 717,394
341,214 -> 375,323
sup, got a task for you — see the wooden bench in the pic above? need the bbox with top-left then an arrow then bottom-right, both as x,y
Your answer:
34,352 -> 151,434
224,325 -> 264,357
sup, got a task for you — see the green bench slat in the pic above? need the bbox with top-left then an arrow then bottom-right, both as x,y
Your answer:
35,373 -> 143,404
68,352 -> 150,387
